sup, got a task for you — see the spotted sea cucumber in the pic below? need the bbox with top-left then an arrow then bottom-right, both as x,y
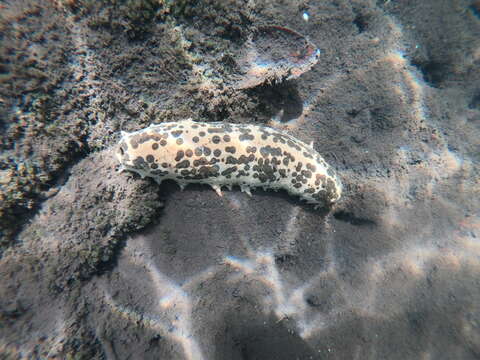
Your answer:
116,119 -> 342,208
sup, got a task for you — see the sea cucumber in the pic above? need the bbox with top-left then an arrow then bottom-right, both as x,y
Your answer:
116,119 -> 342,208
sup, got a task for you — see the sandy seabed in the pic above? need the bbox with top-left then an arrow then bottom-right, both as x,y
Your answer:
0,0 -> 479,359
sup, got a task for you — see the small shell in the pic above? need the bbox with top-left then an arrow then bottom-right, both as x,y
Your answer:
233,26 -> 320,89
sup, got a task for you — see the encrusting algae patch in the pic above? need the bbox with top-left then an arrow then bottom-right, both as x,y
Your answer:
116,119 -> 342,208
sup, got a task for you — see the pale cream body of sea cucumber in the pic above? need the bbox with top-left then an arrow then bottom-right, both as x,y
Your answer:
116,119 -> 342,207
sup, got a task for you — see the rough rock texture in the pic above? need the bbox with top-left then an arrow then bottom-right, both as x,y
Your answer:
1,0 -> 479,359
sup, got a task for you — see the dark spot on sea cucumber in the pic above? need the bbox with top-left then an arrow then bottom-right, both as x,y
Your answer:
203,146 -> 211,156
131,133 -> 164,149
260,145 -> 281,158
294,183 -> 302,189
261,164 -> 276,179
214,149 -> 222,157
296,162 -> 303,172
119,142 -> 128,155
283,152 -> 295,161
302,170 -> 312,178
258,174 -> 268,183
175,151 -> 184,161
151,163 -> 158,169
225,146 -> 236,154
133,156 -> 147,168
272,147 -> 282,156
279,169 -> 287,178
226,156 -> 238,164
175,160 -> 190,168
181,169 -> 194,176
151,170 -> 169,176
306,163 -> 316,171
246,146 -> 257,153
239,134 -> 254,141
237,155 -> 249,164
199,131 -> 206,137
146,154 -> 155,163
172,130 -> 183,137
193,158 -> 209,166
223,135 -> 231,142
160,139 -> 167,146
198,165 -> 219,177
195,147 -> 203,156
186,149 -> 193,157
162,162 -> 168,168
212,135 -> 221,144
152,143 -> 159,150
192,124 -> 199,129
261,134 -> 268,140
176,138 -> 183,145
221,166 -> 238,176
238,126 -> 252,133
193,136 -> 200,143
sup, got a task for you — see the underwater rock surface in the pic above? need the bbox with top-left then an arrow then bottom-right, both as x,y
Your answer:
0,0 -> 479,359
